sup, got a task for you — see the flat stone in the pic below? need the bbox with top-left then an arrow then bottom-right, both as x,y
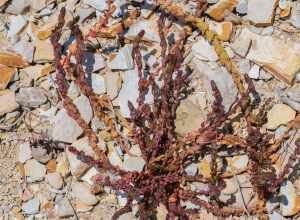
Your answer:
236,0 -> 247,14
266,104 -> 296,130
230,32 -> 252,57
56,153 -> 70,178
108,44 -> 134,70
34,40 -> 54,62
191,37 -> 219,61
105,72 -> 121,100
0,90 -> 19,116
12,38 -> 35,63
67,81 -> 80,100
237,28 -> 300,84
125,19 -> 160,43
247,0 -> 277,26
291,2 -> 300,28
116,68 -> 153,118
0,51 -> 27,67
206,0 -> 238,21
74,95 -> 93,123
237,59 -> 251,75
91,74 -> 106,95
0,65 -> 16,90
24,159 -> 46,182
280,181 -> 300,216
45,172 -> 63,189
66,137 -> 95,177
122,154 -> 145,172
7,15 -> 28,38
5,0 -> 30,14
56,198 -> 74,218
222,178 -> 238,195
51,109 -> 83,143
83,52 -> 106,73
84,0 -> 107,11
81,167 -> 99,185
22,198 -> 40,215
248,64 -> 260,79
16,87 -> 47,108
18,142 -> 32,163
72,182 -> 98,206
22,65 -> 45,81
31,0 -> 47,12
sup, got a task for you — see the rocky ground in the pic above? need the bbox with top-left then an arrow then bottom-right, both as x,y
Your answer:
0,0 -> 300,219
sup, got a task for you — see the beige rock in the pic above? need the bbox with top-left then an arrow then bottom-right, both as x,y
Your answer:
0,65 -> 16,90
226,155 -> 249,171
0,0 -> 9,7
34,40 -> 54,62
280,181 -> 300,216
156,203 -> 168,220
222,178 -> 238,195
56,153 -> 70,177
206,0 -> 238,21
72,182 -> 98,206
0,90 -> 19,116
237,28 -> 300,84
0,51 -> 27,67
266,104 -> 296,130
209,21 -> 233,41
247,0 -> 277,26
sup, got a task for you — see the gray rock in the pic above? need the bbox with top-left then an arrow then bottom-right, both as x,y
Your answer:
259,68 -> 273,80
91,74 -> 106,95
18,142 -> 32,163
5,0 -> 30,14
74,95 -> 93,123
22,198 -> 40,215
51,109 -> 83,143
31,146 -> 51,164
184,163 -> 198,176
24,159 -> 46,182
83,52 -> 106,73
84,0 -> 107,11
207,0 -> 219,3
281,96 -> 300,112
7,15 -> 28,39
56,197 -> 75,218
237,59 -> 251,74
105,72 -> 121,100
247,0 -> 277,26
72,182 -> 98,206
275,125 -> 288,140
46,172 -> 64,189
230,35 -> 252,58
236,0 -> 247,14
123,154 -> 145,172
248,64 -> 260,79
77,7 -> 95,23
16,87 -> 47,108
292,2 -> 300,28
108,44 -> 134,70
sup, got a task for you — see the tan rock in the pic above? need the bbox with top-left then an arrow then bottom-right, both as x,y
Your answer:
0,90 -> 19,116
0,65 -> 16,90
0,51 -> 27,67
236,28 -> 300,84
266,104 -> 296,130
209,21 -> 233,41
206,0 -> 238,21
34,40 -> 54,62
247,0 -> 277,26
46,159 -> 57,173
0,0 -> 9,7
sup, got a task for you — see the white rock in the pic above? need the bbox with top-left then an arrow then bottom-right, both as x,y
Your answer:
107,142 -> 123,167
22,198 -> 40,215
207,0 -> 219,3
236,0 -> 247,14
77,7 -> 96,23
248,64 -> 260,79
56,197 -> 74,218
72,182 -> 98,206
5,0 -> 30,15
185,163 -> 198,176
83,52 -> 106,73
81,167 -> 100,185
280,181 -> 300,216
230,33 -> 252,57
7,15 -> 28,38
122,154 -> 145,172
116,68 -> 153,117
84,0 -> 107,11
237,59 -> 251,74
266,104 -> 296,130
222,178 -> 238,195
125,19 -> 160,43
291,2 -> 300,28
66,137 -> 95,177
51,109 -> 83,143
247,0 -> 277,26
129,145 -> 142,157
269,212 -> 287,220
18,142 -> 32,163
91,74 -> 106,95
74,95 -> 93,123
67,81 -> 80,100
24,159 -> 46,182
191,37 -> 219,62
12,38 -> 35,63
105,72 -> 121,100
108,44 -> 134,70
227,155 -> 249,170
45,172 -> 63,189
